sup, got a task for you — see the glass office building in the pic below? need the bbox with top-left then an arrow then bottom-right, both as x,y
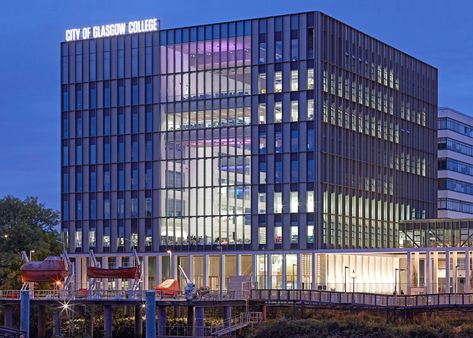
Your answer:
438,107 -> 473,218
60,11 -> 438,290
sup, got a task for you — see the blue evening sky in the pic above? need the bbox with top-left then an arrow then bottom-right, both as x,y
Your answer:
0,0 -> 471,210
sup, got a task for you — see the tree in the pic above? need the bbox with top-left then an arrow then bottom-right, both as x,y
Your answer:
0,196 -> 62,289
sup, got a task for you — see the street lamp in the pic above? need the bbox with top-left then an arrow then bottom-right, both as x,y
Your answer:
344,266 -> 349,292
394,268 -> 406,295
167,250 -> 173,279
351,270 -> 357,293
29,250 -> 35,261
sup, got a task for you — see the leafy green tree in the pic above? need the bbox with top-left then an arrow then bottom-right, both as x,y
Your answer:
0,196 -> 62,289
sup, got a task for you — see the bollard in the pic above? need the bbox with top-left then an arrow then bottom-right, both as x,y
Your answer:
20,290 -> 30,338
103,305 -> 112,338
195,307 -> 204,337
145,291 -> 156,338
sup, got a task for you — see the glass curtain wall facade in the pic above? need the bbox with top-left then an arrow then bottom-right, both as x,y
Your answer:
438,107 -> 473,218
401,219 -> 473,248
60,11 -> 437,290
318,14 -> 437,249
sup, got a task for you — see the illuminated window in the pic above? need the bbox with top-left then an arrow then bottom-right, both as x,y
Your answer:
274,226 -> 282,244
274,102 -> 282,123
258,227 -> 266,245
89,230 -> 96,247
323,102 -> 328,123
259,103 -> 266,124
103,225 -> 110,247
258,193 -> 266,214
274,192 -> 283,213
290,192 -> 298,213
291,70 -> 298,91
322,70 -> 328,92
307,225 -> 314,243
274,71 -> 282,93
307,191 -> 314,212
75,230 -> 82,248
338,76 -> 343,97
307,68 -> 314,89
145,225 -> 152,247
291,101 -> 298,122
117,225 -> 124,247
258,73 -> 266,94
307,99 -> 314,120
259,158 -> 267,183
131,233 -> 138,247
290,226 -> 298,243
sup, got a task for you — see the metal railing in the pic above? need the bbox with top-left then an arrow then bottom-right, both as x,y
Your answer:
0,290 -> 20,300
0,326 -> 26,338
0,288 -> 248,302
211,312 -> 262,337
250,289 -> 473,309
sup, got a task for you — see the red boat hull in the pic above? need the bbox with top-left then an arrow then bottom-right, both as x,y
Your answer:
20,257 -> 68,283
87,266 -> 138,279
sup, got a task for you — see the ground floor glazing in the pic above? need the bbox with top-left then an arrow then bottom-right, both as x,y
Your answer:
71,248 -> 473,295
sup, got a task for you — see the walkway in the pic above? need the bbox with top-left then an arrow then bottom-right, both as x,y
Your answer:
250,289 -> 473,310
0,289 -> 247,307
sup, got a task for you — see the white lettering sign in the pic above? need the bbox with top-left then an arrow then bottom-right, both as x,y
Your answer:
65,18 -> 159,41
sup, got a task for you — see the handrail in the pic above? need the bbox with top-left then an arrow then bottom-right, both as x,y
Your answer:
250,289 -> 473,309
0,288 -> 248,301
212,311 -> 262,337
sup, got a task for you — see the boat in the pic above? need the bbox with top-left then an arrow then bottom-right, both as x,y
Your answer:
87,266 -> 138,279
20,256 -> 68,283
155,279 -> 180,296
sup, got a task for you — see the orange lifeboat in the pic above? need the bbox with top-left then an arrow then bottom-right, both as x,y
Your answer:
20,256 -> 68,283
87,266 -> 138,279
155,279 -> 180,296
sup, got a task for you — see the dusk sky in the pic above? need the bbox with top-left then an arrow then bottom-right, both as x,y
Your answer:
0,0 -> 472,211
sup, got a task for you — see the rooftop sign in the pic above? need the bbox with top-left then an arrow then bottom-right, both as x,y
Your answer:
65,18 -> 159,42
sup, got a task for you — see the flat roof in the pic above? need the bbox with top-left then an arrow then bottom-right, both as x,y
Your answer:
439,107 -> 473,122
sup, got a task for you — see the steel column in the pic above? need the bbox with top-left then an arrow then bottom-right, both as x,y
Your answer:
146,291 -> 156,338
20,290 -> 29,338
